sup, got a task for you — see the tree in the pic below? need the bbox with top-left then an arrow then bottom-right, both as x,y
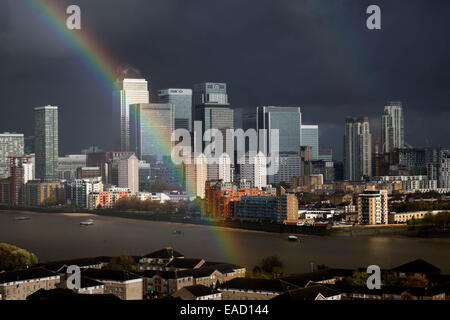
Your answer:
0,243 -> 38,271
108,255 -> 137,271
259,256 -> 285,278
404,274 -> 429,287
346,271 -> 369,287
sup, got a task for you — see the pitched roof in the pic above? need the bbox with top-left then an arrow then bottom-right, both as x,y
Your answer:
218,278 -> 297,293
80,276 -> 103,288
391,259 -> 440,274
281,268 -> 353,287
141,248 -> 184,259
82,268 -> 142,282
173,285 -> 219,299
0,267 -> 60,284
165,258 -> 204,269
272,285 -> 341,300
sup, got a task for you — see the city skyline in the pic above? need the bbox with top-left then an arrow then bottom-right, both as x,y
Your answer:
1,0 -> 450,159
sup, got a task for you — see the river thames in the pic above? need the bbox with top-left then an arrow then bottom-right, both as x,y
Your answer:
1,211 -> 449,273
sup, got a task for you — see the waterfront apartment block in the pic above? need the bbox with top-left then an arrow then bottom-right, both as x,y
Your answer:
357,189 -> 389,225
82,269 -> 143,300
24,180 -> 65,206
87,187 -> 131,209
218,278 -> 297,300
0,268 -> 61,300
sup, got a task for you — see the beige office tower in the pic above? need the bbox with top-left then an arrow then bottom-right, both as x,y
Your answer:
207,153 -> 231,183
118,154 -> 139,194
239,152 -> 267,189
357,189 -> 389,225
184,153 -> 208,199
113,78 -> 150,152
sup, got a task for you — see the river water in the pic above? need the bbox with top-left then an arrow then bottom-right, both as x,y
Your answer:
1,211 -> 449,273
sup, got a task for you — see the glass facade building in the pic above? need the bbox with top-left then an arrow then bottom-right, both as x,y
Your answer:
129,103 -> 174,162
301,125 -> 319,160
34,106 -> 59,182
112,78 -> 149,151
257,106 -> 302,155
158,88 -> 193,132
193,83 -> 234,154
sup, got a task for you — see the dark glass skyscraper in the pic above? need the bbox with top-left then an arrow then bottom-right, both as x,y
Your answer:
257,106 -> 302,155
158,89 -> 192,132
129,103 -> 174,161
193,83 -> 234,153
34,105 -> 59,182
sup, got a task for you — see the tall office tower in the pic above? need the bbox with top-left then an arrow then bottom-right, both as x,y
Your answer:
118,154 -> 139,194
381,102 -> 404,154
357,189 -> 389,225
0,132 -> 24,179
158,89 -> 192,132
184,153 -> 208,198
207,153 -> 231,182
112,78 -> 150,152
257,106 -> 302,155
129,103 -> 174,162
301,125 -> 319,160
239,152 -> 267,189
344,117 -> 372,181
193,83 -> 234,154
34,106 -> 59,182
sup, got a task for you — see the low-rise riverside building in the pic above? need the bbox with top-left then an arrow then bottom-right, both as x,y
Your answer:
82,269 -> 143,300
172,285 -> 222,300
218,278 -> 298,300
0,268 -> 61,300
388,210 -> 446,224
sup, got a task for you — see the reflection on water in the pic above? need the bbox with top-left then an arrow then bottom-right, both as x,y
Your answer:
1,211 -> 449,273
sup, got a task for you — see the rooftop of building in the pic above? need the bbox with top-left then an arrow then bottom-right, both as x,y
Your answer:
173,285 -> 219,299
390,259 -> 440,274
218,278 -> 297,293
141,248 -> 184,259
82,268 -> 142,282
0,267 -> 60,284
272,284 -> 341,301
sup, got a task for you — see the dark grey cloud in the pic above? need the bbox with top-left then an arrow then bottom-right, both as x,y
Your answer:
0,0 -> 449,160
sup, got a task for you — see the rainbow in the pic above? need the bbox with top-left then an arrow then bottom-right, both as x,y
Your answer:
22,0 -> 240,264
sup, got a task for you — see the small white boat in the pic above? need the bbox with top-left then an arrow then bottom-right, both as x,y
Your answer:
288,235 -> 299,242
15,216 -> 31,221
80,219 -> 94,226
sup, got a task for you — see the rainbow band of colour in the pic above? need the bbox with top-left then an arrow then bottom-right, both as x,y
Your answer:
22,0 -> 239,263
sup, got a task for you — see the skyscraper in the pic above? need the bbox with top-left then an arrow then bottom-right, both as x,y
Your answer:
184,153 -> 208,198
34,106 -> 59,182
129,103 -> 174,162
158,89 -> 192,132
301,125 -> 319,160
0,132 -> 24,179
257,106 -> 302,155
112,78 -> 150,151
344,117 -> 372,181
239,152 -> 267,189
381,102 -> 404,154
193,83 -> 234,154
118,154 -> 139,194
207,153 -> 231,183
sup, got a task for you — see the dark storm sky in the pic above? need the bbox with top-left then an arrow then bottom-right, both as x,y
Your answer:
0,0 -> 449,160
